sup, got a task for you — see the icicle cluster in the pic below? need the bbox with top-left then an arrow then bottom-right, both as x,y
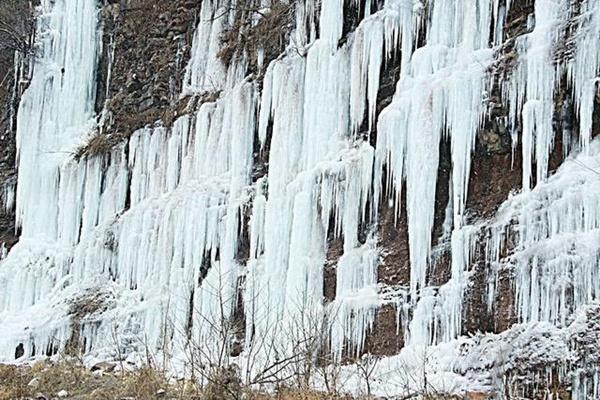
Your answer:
487,141 -> 600,327
14,0 -> 99,241
1,181 -> 15,214
374,0 -> 501,345
0,0 -> 259,360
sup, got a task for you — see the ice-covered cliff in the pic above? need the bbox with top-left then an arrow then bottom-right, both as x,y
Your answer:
0,0 -> 599,397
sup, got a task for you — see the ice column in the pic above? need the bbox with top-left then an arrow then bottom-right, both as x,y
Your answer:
15,0 -> 100,241
506,0 -> 569,190
569,0 -> 600,150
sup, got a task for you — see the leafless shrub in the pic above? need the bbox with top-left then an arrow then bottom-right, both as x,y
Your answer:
175,273 -> 352,399
0,0 -> 35,59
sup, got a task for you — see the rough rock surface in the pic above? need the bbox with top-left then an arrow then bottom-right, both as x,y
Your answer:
0,42 -> 19,250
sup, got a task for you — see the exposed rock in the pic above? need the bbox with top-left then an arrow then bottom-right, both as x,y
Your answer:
80,0 -> 201,159
91,361 -> 117,373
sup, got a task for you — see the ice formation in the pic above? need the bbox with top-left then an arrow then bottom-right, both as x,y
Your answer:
374,0 -> 498,344
0,0 -> 600,398
569,0 -> 600,150
182,0 -> 228,94
1,181 -> 15,215
487,140 -> 600,327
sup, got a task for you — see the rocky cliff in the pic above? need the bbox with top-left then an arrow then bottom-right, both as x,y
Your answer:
0,0 -> 599,398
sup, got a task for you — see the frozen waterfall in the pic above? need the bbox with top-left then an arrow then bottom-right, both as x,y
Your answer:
1,0 -> 600,397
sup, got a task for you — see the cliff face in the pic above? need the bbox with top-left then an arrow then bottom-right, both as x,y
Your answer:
0,44 -> 19,254
0,0 -> 599,398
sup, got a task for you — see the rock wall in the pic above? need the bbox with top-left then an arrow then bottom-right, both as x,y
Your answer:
0,38 -> 20,252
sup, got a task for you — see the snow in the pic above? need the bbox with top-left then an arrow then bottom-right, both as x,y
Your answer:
327,304 -> 600,398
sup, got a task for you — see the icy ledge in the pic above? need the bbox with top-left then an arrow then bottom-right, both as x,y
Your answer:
335,303 -> 600,399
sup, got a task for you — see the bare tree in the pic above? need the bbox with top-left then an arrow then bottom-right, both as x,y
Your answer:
0,0 -> 35,57
171,274 -> 348,398
0,0 -> 35,102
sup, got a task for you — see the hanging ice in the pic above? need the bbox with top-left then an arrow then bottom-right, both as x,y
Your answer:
487,139 -> 600,327
0,0 -> 599,398
568,0 -> 600,150
374,0 -> 497,324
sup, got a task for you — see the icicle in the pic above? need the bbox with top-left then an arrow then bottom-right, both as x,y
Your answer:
320,0 -> 345,47
330,236 -> 380,360
348,6 -> 416,133
182,0 -> 227,94
246,4 -> 405,359
1,181 -> 15,214
568,0 -> 600,151
506,0 -> 569,190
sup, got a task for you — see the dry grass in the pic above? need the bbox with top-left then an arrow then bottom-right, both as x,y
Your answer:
0,361 -> 476,399
0,361 -> 358,400
73,132 -> 114,160
73,90 -> 222,161
257,389 -> 354,400
0,362 -> 198,400
217,1 -> 294,73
